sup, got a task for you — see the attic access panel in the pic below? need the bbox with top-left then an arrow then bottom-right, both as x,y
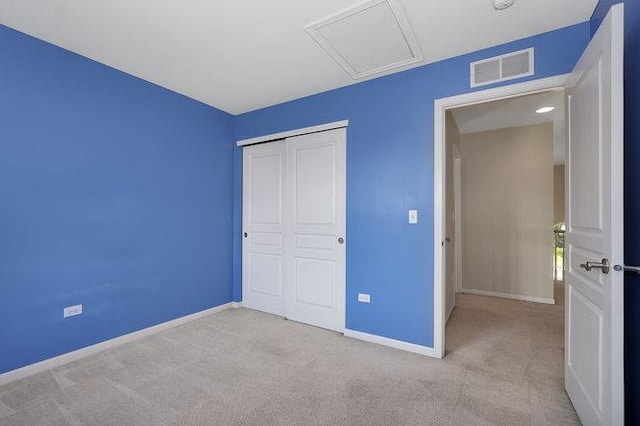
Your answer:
305,0 -> 423,80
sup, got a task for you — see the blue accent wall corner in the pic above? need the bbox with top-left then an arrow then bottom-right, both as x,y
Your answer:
0,24 -> 235,374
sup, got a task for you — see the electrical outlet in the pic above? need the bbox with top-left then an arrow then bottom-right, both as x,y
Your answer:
358,293 -> 371,303
63,304 -> 83,318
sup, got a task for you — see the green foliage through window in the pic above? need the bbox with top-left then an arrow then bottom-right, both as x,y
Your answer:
553,222 -> 565,281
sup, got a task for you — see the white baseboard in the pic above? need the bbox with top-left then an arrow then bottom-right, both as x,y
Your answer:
461,288 -> 555,305
344,329 -> 439,358
0,302 -> 236,387
231,301 -> 243,308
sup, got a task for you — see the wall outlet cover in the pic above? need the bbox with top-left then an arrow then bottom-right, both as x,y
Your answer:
63,304 -> 83,318
358,293 -> 371,303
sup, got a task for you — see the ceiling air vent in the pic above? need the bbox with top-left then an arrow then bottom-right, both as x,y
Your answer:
470,48 -> 534,88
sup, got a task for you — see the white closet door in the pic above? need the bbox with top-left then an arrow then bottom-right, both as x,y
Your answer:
284,128 -> 346,332
242,141 -> 285,316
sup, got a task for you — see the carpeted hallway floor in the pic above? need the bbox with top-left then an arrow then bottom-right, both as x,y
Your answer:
0,284 -> 578,425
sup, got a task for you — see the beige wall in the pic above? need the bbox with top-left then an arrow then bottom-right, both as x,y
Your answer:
460,123 -> 554,302
445,111 -> 460,320
554,165 -> 565,224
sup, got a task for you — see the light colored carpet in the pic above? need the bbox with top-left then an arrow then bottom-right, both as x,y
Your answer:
0,284 -> 578,425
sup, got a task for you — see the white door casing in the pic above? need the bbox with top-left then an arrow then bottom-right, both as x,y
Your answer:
285,128 -> 347,332
242,141 -> 286,316
453,149 -> 463,295
433,73 -> 570,359
564,4 -> 624,426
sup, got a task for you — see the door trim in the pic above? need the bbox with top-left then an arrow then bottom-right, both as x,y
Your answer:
236,120 -> 349,147
433,74 -> 569,359
453,148 -> 462,296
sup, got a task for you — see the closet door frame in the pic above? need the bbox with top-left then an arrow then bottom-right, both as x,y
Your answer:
238,120 -> 348,330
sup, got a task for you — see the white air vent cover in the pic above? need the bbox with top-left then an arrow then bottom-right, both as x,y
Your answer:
470,48 -> 534,88
305,0 -> 423,80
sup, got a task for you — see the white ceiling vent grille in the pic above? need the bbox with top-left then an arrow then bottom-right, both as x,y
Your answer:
470,48 -> 534,88
305,0 -> 423,80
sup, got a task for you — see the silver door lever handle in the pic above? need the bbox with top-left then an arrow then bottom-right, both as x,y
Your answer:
580,258 -> 610,274
613,264 -> 640,274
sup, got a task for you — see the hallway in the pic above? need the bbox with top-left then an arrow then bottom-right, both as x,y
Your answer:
445,283 -> 578,423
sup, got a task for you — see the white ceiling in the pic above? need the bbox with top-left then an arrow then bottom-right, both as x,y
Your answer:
451,90 -> 566,164
0,0 -> 597,114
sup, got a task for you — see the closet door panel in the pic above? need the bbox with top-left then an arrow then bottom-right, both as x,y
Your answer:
285,128 -> 346,332
242,141 -> 285,315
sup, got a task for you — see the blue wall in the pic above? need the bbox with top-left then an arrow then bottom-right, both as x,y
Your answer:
0,13 -> 599,380
0,25 -> 235,374
591,0 -> 640,421
234,23 -> 590,347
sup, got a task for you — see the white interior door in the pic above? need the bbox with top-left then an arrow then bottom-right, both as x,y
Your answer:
565,4 -> 624,425
242,141 -> 286,316
284,128 -> 346,332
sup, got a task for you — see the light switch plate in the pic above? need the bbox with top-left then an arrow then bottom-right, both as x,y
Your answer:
409,209 -> 418,224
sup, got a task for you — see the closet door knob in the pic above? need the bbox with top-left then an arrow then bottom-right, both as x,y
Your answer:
338,237 -> 344,244
243,232 -> 248,238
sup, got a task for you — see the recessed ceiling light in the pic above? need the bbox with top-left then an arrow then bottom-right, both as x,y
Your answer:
536,106 -> 555,114
493,0 -> 515,10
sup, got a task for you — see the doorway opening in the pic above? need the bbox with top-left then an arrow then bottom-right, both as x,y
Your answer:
443,86 -> 566,335
446,87 -> 565,309
437,85 -> 574,416
434,75 -> 568,357
434,7 -> 624,423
